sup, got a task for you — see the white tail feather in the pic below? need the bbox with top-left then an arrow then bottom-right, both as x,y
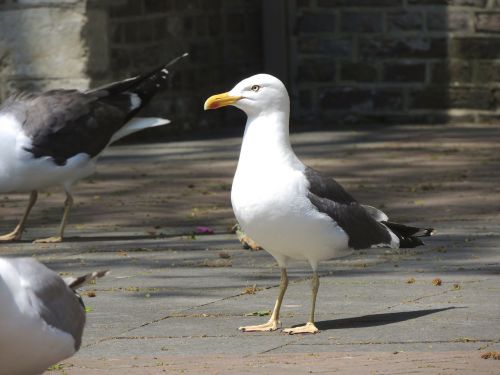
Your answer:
110,117 -> 170,144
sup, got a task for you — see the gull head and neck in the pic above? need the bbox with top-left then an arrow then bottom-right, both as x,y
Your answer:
204,74 -> 295,164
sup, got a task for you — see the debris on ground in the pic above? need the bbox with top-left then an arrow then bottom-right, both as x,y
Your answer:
432,278 -> 442,286
232,223 -> 263,250
481,352 -> 500,360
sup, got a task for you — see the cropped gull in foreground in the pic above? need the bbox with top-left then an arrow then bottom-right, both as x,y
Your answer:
0,257 -> 107,375
204,74 -> 434,334
0,53 -> 188,243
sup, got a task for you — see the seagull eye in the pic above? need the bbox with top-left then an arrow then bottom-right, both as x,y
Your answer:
251,85 -> 261,92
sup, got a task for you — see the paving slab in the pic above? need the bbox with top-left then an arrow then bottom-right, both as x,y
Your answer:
0,124 -> 499,374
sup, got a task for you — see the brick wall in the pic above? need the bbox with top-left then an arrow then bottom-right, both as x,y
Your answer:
98,0 -> 263,135
292,0 -> 500,125
0,0 -> 263,136
2,0 -> 500,130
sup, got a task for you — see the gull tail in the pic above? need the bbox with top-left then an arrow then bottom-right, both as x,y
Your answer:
109,117 -> 170,144
64,270 -> 109,290
88,52 -> 189,120
382,221 -> 434,248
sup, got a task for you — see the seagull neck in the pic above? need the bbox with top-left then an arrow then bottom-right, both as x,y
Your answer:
239,111 -> 297,166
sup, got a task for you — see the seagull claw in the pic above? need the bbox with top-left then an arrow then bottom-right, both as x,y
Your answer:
282,322 -> 319,335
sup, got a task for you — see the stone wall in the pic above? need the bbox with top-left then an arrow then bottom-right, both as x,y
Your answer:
0,0 -> 263,135
0,0 -> 93,99
292,0 -> 500,125
2,0 -> 500,130
99,0 -> 262,134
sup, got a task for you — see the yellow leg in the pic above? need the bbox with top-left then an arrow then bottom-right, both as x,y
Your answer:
239,268 -> 288,332
34,192 -> 73,244
0,191 -> 38,242
283,272 -> 320,334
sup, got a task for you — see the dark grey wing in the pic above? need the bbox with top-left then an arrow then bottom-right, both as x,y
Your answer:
14,90 -> 130,165
304,167 -> 392,249
305,166 -> 357,204
1,56 -> 181,166
9,258 -> 85,350
308,193 -> 393,249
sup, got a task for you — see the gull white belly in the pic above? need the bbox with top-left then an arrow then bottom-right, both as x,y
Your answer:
0,114 -> 96,193
232,167 -> 350,264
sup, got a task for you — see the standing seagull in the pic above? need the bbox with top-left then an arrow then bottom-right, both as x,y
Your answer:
204,74 -> 434,334
0,257 -> 107,375
0,53 -> 187,243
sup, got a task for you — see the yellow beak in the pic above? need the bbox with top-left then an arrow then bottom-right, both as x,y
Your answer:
204,92 -> 242,110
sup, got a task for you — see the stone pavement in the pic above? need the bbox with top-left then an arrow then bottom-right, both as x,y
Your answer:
0,124 -> 498,374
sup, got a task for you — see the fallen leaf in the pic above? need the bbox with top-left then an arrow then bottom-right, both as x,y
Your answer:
406,278 -> 416,284
83,290 -> 96,297
432,278 -> 442,286
243,284 -> 262,295
481,351 -> 500,360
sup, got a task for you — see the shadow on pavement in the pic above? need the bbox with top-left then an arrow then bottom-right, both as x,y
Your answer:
316,307 -> 457,331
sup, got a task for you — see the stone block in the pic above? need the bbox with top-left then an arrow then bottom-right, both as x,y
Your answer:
359,37 -> 447,59
110,22 -> 124,44
297,0 -> 312,9
427,11 -> 470,31
84,8 -> 110,74
139,21 -> 154,42
409,86 -> 494,110
298,89 -> 313,109
144,0 -> 172,13
408,0 -> 486,5
449,37 -> 500,58
109,0 -> 143,18
0,7 -> 88,79
202,0 -> 221,11
387,11 -> 424,31
340,62 -> 378,82
297,59 -> 336,82
320,87 -> 404,111
475,13 -> 500,33
318,0 -> 402,6
110,48 -> 131,71
383,63 -> 426,82
175,0 -> 198,11
298,36 -> 353,59
208,14 -> 222,36
124,21 -> 141,43
153,17 -> 167,40
473,61 -> 500,83
226,13 -> 245,34
341,12 -> 383,33
297,12 -> 336,34
431,61 -> 472,84
15,0 -> 80,4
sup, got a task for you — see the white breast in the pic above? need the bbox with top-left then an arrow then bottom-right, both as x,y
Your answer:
231,118 -> 350,269
0,114 -> 96,193
0,259 -> 75,375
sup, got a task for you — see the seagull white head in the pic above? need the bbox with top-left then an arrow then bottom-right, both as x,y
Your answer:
204,74 -> 290,117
